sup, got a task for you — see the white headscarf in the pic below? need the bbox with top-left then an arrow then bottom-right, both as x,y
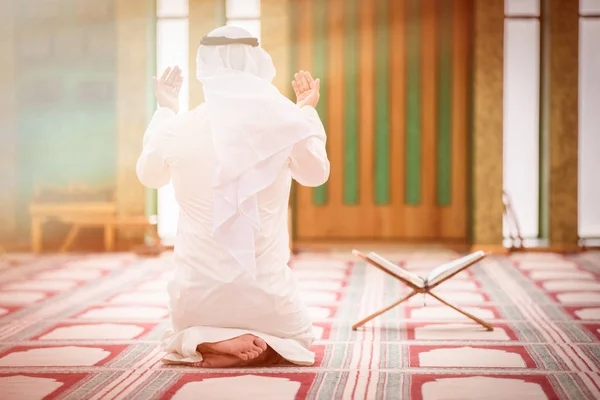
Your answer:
197,26 -> 316,278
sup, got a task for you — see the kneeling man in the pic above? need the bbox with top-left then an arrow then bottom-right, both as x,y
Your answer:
136,26 -> 330,368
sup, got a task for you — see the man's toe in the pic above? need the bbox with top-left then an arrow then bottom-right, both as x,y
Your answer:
254,337 -> 268,351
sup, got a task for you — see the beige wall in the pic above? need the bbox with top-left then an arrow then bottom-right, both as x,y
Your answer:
0,1 -> 17,242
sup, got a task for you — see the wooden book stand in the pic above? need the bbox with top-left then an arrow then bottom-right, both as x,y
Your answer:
351,250 -> 493,332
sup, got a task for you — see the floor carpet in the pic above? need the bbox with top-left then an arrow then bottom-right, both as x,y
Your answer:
0,250 -> 599,399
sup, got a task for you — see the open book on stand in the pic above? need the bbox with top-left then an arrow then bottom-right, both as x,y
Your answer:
351,249 -> 492,332
356,250 -> 486,289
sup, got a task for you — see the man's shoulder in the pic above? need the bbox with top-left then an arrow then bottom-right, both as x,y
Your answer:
168,105 -> 210,144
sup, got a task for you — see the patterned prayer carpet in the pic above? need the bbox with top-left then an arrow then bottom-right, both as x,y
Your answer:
0,250 -> 599,399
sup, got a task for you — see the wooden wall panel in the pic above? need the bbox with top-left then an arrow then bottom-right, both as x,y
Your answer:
358,0 -> 375,237
403,0 -> 439,239
380,0 -> 407,239
442,0 -> 470,240
325,0 -> 347,235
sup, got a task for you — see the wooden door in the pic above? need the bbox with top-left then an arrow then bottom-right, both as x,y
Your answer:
291,0 -> 472,243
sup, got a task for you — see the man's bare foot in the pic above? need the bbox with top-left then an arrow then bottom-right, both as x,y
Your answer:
192,346 -> 282,368
192,353 -> 246,368
197,334 -> 268,361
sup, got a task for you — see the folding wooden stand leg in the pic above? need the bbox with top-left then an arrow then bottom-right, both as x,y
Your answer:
352,290 -> 419,330
427,292 -> 493,331
353,288 -> 493,332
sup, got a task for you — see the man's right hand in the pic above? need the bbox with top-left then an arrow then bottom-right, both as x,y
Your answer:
292,70 -> 320,109
154,66 -> 183,113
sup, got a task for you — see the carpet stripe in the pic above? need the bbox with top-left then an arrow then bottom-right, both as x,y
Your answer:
89,347 -> 162,400
486,259 -> 600,388
108,351 -> 164,399
505,259 -> 600,373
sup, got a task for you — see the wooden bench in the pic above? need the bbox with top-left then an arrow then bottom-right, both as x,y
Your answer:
59,215 -> 162,253
30,201 -> 117,253
29,182 -> 162,254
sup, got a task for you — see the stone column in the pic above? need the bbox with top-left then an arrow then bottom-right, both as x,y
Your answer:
547,0 -> 579,250
261,0 -> 292,96
116,0 -> 155,220
471,0 -> 504,252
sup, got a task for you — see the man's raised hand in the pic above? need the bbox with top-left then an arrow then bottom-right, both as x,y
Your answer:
154,66 -> 183,113
292,70 -> 320,109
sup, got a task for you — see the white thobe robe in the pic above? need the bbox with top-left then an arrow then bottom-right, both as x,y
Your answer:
136,104 -> 330,365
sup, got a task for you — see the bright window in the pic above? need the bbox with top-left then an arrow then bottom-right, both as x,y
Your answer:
226,0 -> 261,40
579,4 -> 600,239
155,0 -> 189,243
155,1 -> 262,242
503,0 -> 541,240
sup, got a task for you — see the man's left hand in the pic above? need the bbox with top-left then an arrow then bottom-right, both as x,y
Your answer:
154,66 -> 183,113
292,70 -> 320,109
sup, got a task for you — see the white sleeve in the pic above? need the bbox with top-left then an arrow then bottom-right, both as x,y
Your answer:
290,106 -> 330,187
136,107 -> 177,189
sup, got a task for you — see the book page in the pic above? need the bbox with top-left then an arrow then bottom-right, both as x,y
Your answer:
367,252 -> 425,288
426,251 -> 486,286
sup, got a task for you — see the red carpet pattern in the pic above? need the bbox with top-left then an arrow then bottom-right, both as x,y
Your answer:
0,251 -> 599,399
